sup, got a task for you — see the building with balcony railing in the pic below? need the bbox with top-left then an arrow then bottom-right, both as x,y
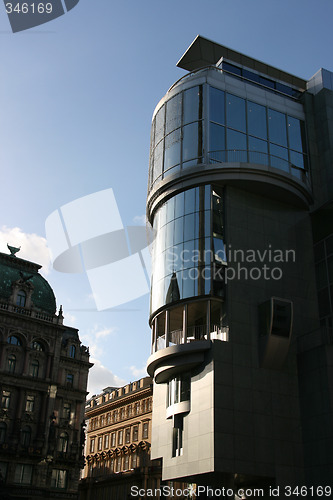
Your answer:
0,247 -> 92,499
146,36 -> 333,492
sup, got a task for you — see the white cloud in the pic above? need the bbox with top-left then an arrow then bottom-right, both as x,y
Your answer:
87,358 -> 126,397
0,226 -> 51,275
133,214 -> 146,225
129,364 -> 148,378
95,327 -> 117,339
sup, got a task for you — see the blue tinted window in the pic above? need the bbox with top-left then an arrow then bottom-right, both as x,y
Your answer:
259,76 -> 275,89
184,189 -> 196,215
183,123 -> 199,162
287,116 -> 305,152
184,214 -> 195,242
226,94 -> 246,132
270,144 -> 289,172
164,130 -> 181,171
209,87 -> 225,125
222,62 -> 241,76
174,191 -> 184,219
289,150 -> 305,169
248,136 -> 268,165
182,269 -> 195,298
268,109 -> 287,146
165,93 -> 182,135
209,123 -> 225,160
227,129 -> 247,162
183,86 -> 200,124
247,101 -> 267,140
165,197 -> 175,223
174,217 -> 184,245
242,69 -> 260,83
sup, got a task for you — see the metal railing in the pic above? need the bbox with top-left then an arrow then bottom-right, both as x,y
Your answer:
155,324 -> 229,352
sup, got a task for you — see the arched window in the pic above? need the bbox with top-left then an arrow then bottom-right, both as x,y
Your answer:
31,341 -> 43,351
0,422 -> 7,444
7,335 -> 21,346
16,290 -> 26,307
21,426 -> 31,447
29,359 -> 39,378
58,432 -> 69,453
69,345 -> 76,358
7,354 -> 16,373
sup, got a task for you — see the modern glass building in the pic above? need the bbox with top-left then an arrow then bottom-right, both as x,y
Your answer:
146,36 -> 333,492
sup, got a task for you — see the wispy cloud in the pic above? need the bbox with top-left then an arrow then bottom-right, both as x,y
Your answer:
129,364 -> 148,378
95,327 -> 117,339
133,214 -> 146,225
87,358 -> 126,397
0,226 -> 51,274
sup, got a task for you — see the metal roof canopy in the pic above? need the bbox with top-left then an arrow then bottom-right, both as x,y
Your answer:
177,35 -> 306,90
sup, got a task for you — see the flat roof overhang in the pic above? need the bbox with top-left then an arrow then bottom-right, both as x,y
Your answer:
177,35 -> 306,90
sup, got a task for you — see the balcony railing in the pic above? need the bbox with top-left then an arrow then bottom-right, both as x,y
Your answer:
207,150 -> 310,188
0,301 -> 57,323
155,324 -> 229,352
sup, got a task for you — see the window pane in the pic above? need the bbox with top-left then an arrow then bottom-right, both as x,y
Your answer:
226,129 -> 247,162
247,101 -> 267,139
209,87 -> 225,125
209,123 -> 225,163
248,136 -> 268,165
164,129 -> 181,171
226,94 -> 246,132
165,93 -> 182,135
289,150 -> 305,170
174,191 -> 184,219
155,105 -> 165,145
270,144 -> 289,172
288,116 -> 305,152
268,109 -> 287,146
153,141 -> 164,181
184,188 -> 196,215
183,86 -> 200,124
183,123 -> 200,162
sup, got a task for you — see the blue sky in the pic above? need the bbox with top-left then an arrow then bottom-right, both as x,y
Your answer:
1,0 -> 333,395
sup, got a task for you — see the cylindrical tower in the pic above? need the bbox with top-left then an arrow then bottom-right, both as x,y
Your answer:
146,37 -> 319,490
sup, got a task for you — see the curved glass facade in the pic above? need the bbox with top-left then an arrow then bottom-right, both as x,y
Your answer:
148,80 -> 308,191
151,185 -> 226,315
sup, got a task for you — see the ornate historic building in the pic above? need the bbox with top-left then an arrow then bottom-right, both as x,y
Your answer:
80,378 -> 189,500
0,247 -> 92,499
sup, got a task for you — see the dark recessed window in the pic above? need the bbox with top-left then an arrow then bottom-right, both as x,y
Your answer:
29,360 -> 39,378
69,345 -> 76,358
21,426 -> 31,447
1,391 -> 11,409
58,433 -> 68,453
7,336 -> 21,346
7,354 -> 16,374
0,422 -> 7,443
25,395 -> 35,413
16,290 -> 26,307
14,464 -> 33,485
66,374 -> 74,387
31,341 -> 43,351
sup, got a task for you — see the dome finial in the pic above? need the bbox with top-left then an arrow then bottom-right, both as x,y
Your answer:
7,244 -> 21,257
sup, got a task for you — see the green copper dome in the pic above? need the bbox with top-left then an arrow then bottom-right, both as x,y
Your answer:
0,251 -> 56,315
